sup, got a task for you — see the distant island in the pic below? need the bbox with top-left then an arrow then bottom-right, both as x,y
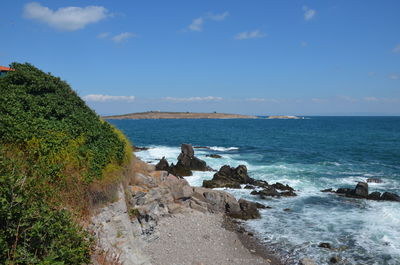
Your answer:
104,111 -> 258,119
267,115 -> 303,119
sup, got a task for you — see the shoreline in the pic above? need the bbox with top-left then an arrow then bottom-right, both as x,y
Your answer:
90,155 -> 286,265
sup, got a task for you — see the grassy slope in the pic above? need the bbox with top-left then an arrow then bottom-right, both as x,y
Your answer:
0,63 -> 133,264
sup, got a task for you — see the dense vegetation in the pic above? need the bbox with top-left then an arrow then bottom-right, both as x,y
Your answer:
0,63 -> 132,264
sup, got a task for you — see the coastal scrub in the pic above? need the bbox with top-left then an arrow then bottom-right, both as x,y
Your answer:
0,63 -> 133,264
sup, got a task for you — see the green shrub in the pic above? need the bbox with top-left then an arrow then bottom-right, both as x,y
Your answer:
0,152 -> 91,265
0,63 -> 134,264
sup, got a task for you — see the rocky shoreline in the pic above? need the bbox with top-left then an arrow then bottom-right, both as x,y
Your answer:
90,148 -> 284,265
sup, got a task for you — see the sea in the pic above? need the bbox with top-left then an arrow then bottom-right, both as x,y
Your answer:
108,117 -> 400,265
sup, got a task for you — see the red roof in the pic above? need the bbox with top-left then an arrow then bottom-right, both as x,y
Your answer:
0,66 -> 15,71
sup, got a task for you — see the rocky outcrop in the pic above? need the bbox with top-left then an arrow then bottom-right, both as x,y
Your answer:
155,157 -> 169,171
325,182 -> 400,202
203,165 -> 297,200
203,165 -> 252,189
155,144 -> 212,177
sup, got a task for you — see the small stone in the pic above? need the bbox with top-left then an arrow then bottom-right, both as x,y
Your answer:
318,242 -> 332,249
329,256 -> 341,263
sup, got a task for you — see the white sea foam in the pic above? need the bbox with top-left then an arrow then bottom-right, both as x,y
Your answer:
136,145 -> 400,264
208,146 -> 239,151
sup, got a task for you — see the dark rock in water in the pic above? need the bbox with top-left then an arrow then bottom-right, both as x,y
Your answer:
354,182 -> 368,198
193,146 -> 210,149
336,188 -> 352,194
272,182 -> 294,191
253,187 -> 281,197
255,202 -> 267,209
180,143 -> 194,158
155,157 -> 169,171
249,179 -> 269,188
367,178 -> 383,183
166,143 -> 213,177
329,256 -> 341,263
280,190 -> 297,197
367,191 -> 381,200
206,154 -> 222,159
381,192 -> 400,202
283,208 -> 291,212
133,146 -> 149,151
176,143 -> 212,171
318,242 -> 332,249
244,185 -> 255,189
335,183 -> 399,203
203,165 -> 251,189
321,188 -> 334,192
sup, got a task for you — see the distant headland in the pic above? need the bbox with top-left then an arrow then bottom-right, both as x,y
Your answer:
103,111 -> 259,119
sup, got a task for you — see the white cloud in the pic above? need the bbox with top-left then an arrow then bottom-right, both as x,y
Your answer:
23,2 -> 109,31
303,6 -> 316,21
83,94 -> 135,102
234,30 -> 266,40
164,96 -> 223,102
393,44 -> 400,54
112,32 -> 136,43
97,32 -> 110,39
389,73 -> 399,80
188,17 -> 204,32
207,11 -> 229,21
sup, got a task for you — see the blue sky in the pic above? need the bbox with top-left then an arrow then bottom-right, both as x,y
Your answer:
1,0 -> 400,115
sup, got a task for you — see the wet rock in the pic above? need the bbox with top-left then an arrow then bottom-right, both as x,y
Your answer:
336,188 -> 352,194
203,165 -> 251,189
329,256 -> 341,263
251,187 -> 280,197
168,144 -> 212,176
321,188 -> 334,192
206,154 -> 222,159
232,199 -> 261,220
244,185 -> 255,189
280,190 -> 298,197
367,191 -> 381,200
272,182 -> 294,191
255,202 -> 267,209
155,157 -> 169,171
283,208 -> 291,212
354,182 -> 368,198
367,178 -> 383,183
133,146 -> 149,151
318,242 -> 332,249
381,192 -> 400,202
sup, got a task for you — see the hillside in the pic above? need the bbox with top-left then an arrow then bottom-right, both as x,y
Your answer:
0,63 -> 132,264
104,111 -> 258,119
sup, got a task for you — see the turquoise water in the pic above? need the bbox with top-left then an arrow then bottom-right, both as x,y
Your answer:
109,117 -> 400,265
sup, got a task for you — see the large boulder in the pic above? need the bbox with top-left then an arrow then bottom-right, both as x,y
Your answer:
354,182 -> 368,198
381,192 -> 400,202
203,165 -> 251,189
